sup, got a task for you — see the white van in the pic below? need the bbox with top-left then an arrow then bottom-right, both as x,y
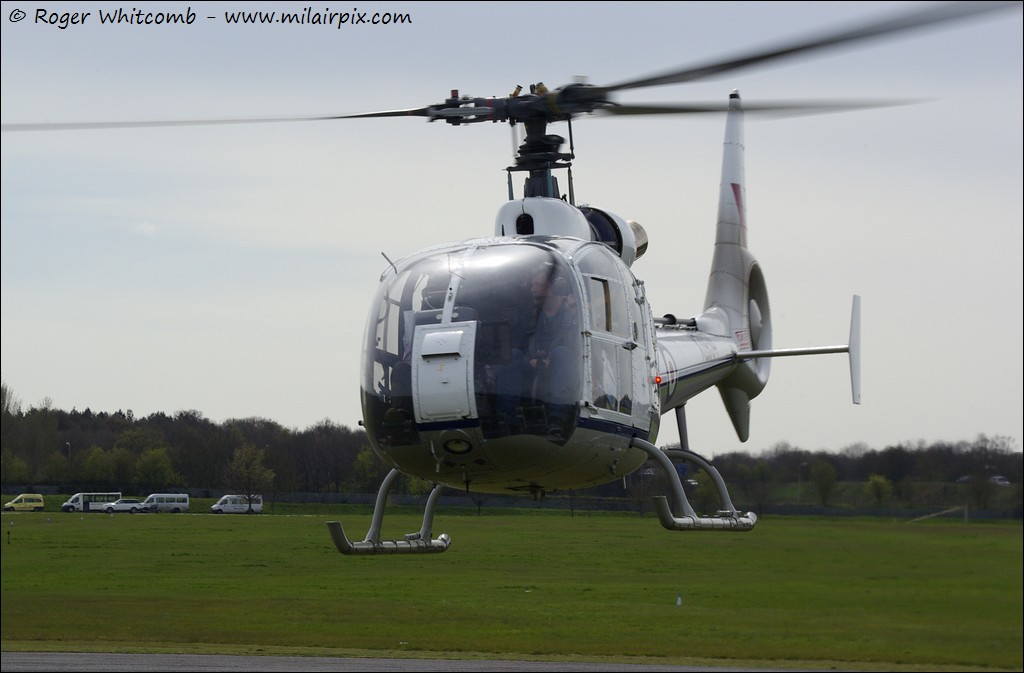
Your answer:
61,492 -> 121,513
140,493 -> 189,513
211,494 -> 263,514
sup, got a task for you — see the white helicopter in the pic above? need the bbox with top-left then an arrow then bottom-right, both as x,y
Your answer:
319,0 -> 1018,555
332,84 -> 855,553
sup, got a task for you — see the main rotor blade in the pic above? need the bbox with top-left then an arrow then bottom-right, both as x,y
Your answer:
0,114 -> 353,132
598,99 -> 918,117
603,1 -> 1020,92
335,106 -> 438,119
1,106 -> 439,132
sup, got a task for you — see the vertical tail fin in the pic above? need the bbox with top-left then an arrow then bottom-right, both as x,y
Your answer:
701,91 -> 772,441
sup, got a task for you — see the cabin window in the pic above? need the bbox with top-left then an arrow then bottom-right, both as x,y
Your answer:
578,246 -> 629,338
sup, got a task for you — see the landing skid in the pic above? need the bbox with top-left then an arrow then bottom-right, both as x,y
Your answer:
329,405 -> 755,555
326,468 -> 451,554
629,406 -> 757,531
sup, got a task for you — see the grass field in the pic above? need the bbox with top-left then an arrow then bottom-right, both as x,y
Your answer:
1,502 -> 1021,671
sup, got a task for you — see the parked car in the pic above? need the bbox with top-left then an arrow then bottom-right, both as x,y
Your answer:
102,498 -> 143,513
989,475 -> 1011,486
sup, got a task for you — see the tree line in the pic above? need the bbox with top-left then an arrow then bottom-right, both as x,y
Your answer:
0,382 -> 382,496
1,382 -> 1020,513
684,437 -> 1021,514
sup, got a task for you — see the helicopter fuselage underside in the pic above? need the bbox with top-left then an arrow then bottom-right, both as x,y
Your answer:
381,422 -> 650,495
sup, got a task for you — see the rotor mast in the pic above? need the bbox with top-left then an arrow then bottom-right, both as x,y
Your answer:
503,84 -> 576,203
508,117 -> 574,201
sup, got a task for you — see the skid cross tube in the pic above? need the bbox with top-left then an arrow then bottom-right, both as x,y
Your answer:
630,436 -> 757,532
326,468 -> 451,554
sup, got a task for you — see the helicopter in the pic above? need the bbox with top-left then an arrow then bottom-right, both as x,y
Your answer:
315,0 -> 1018,554
2,2 -> 1019,555
329,85 -> 860,554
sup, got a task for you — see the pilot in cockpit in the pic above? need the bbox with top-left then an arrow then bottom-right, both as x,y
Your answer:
524,269 -> 576,389
494,265 -> 579,438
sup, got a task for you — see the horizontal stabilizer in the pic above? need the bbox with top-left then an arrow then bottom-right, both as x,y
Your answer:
849,294 -> 861,404
737,295 -> 861,404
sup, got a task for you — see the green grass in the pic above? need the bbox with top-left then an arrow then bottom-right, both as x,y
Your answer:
1,506 -> 1021,671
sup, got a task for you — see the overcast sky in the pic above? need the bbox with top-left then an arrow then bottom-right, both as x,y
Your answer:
2,1 -> 1021,457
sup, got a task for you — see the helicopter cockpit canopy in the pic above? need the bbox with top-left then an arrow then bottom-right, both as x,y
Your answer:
362,240 -> 582,443
360,235 -> 659,492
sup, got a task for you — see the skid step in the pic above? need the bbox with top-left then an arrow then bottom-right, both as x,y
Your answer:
653,497 -> 757,531
327,520 -> 451,555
